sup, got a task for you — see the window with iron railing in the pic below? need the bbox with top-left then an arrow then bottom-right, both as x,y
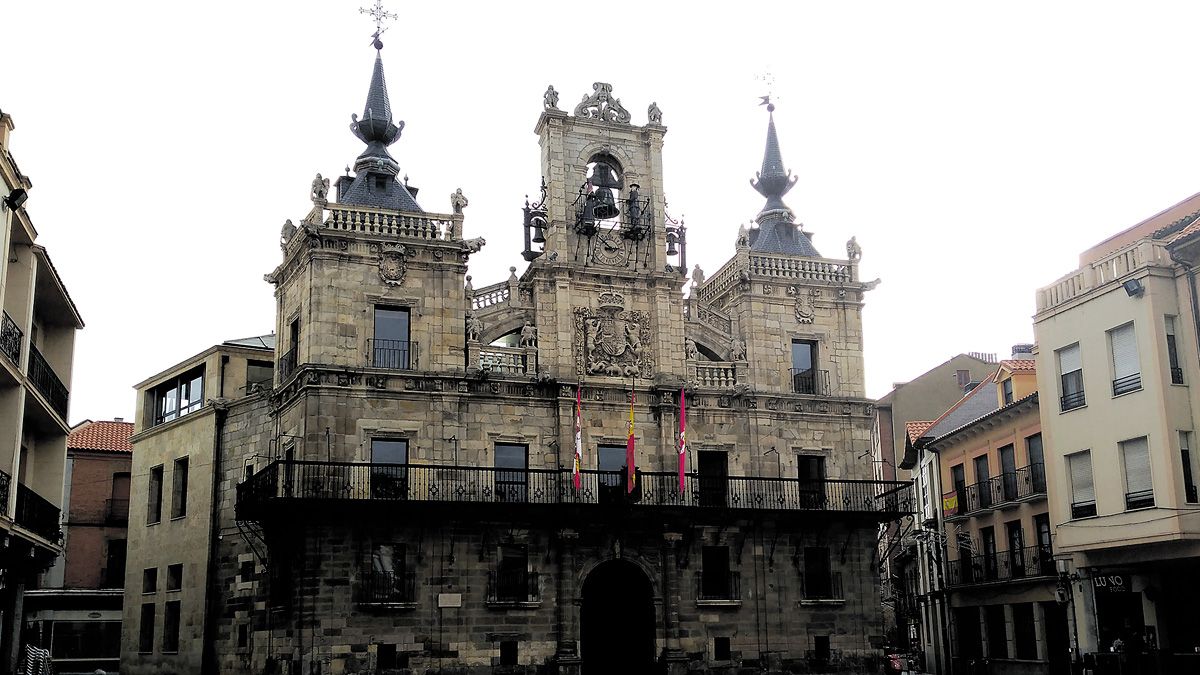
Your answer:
1166,316 -> 1184,385
1120,436 -> 1154,509
0,310 -> 21,366
1110,322 -> 1141,396
373,306 -> 412,369
1058,344 -> 1085,411
1068,450 -> 1096,518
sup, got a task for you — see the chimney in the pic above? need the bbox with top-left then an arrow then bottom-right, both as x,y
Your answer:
114,417 -> 124,423
1011,343 -> 1035,360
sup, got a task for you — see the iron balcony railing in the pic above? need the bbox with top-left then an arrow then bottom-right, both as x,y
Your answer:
278,347 -> 297,381
1125,488 -> 1154,510
801,571 -> 844,601
487,570 -> 539,603
1171,367 -> 1185,385
1071,499 -> 1097,519
1060,390 -> 1086,412
368,339 -> 417,370
0,469 -> 10,517
16,483 -> 62,542
1112,373 -> 1142,396
28,344 -> 68,419
0,310 -> 21,367
942,463 -> 1047,518
106,498 -> 130,524
237,461 -> 914,517
946,545 -> 1055,586
695,570 -> 741,602
355,570 -> 417,605
789,369 -> 830,396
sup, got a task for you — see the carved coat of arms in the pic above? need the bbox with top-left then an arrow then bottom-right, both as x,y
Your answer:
789,285 -> 817,324
573,292 -> 653,377
378,243 -> 407,286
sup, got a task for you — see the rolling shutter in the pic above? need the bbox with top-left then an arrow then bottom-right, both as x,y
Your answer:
1059,344 -> 1081,374
1111,323 -> 1139,379
1068,451 -> 1094,503
1121,437 -> 1152,495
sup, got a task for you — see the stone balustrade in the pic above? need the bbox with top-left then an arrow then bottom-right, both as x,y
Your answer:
1036,239 -> 1170,312
691,361 -> 737,388
471,282 -> 511,311
324,204 -> 453,241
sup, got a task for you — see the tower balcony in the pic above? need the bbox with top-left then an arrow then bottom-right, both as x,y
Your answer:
236,460 -> 913,522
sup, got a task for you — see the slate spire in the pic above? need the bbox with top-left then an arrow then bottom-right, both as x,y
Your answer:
746,102 -> 819,257
750,103 -> 797,219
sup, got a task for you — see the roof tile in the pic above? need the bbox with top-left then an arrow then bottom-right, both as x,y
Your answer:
68,420 -> 133,453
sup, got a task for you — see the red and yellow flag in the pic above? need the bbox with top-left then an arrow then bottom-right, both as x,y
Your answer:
626,389 -> 637,493
678,387 -> 687,493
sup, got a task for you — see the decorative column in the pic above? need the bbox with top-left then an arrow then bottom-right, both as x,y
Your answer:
554,528 -> 581,675
661,532 -> 687,675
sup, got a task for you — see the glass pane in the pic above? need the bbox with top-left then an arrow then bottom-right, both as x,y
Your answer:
791,341 -> 814,371
372,439 -> 408,465
375,307 -> 410,342
494,444 -> 527,470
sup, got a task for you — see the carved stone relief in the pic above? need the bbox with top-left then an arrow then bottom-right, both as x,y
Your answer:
378,243 -> 407,286
573,82 -> 631,124
573,291 -> 653,377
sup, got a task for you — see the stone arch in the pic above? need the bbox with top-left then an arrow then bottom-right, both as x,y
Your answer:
477,309 -> 529,347
575,551 -> 662,601
574,142 -> 641,187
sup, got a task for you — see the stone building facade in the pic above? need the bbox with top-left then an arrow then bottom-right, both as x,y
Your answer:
121,40 -> 912,675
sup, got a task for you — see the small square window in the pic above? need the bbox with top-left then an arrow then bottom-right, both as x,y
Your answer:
714,636 -> 731,661
167,563 -> 183,591
240,560 -> 255,583
142,568 -> 158,594
377,644 -> 398,669
499,640 -> 518,666
237,624 -> 249,649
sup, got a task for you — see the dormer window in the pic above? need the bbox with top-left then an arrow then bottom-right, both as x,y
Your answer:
374,175 -> 390,192
1001,377 -> 1014,405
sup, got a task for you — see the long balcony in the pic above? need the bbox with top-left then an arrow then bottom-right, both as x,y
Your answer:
942,463 -> 1046,519
695,570 -> 741,602
28,344 -> 68,419
0,310 -> 21,367
15,484 -> 62,542
355,570 -> 416,606
487,570 -> 540,603
801,570 -> 844,601
237,461 -> 914,520
946,545 -> 1055,587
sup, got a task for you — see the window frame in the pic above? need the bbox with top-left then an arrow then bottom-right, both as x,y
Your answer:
1057,343 -> 1086,411
1119,436 -> 1154,510
1067,450 -> 1097,518
149,365 -> 205,427
138,602 -> 155,654
1166,316 -> 1184,384
1181,431 -> 1199,504
1108,322 -> 1142,396
162,599 -> 181,653
170,456 -> 189,519
1001,377 -> 1014,405
372,305 -> 413,370
166,563 -> 184,592
142,568 -> 158,595
147,465 -> 164,525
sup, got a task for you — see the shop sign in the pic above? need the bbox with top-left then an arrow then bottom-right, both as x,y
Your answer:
1092,573 -> 1130,592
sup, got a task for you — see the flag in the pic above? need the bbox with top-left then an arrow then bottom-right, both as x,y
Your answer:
678,387 -> 687,493
626,389 -> 637,494
573,385 -> 583,490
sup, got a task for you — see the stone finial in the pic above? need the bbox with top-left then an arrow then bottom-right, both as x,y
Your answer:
647,101 -> 663,125
451,188 -> 469,214
543,85 -> 560,110
508,266 -> 519,282
574,82 -> 631,124
310,173 -> 330,203
465,275 -> 474,297
736,224 -> 749,249
846,235 -> 862,262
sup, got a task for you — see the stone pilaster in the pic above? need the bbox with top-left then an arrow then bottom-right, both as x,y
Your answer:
554,528 -> 581,675
661,532 -> 687,675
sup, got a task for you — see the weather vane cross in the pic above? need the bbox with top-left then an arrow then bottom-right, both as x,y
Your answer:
360,0 -> 398,49
755,70 -> 777,111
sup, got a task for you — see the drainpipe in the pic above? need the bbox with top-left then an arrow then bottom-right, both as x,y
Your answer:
1169,249 -> 1200,360
201,400 -> 230,675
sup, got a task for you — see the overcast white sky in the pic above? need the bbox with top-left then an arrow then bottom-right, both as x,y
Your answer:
5,1 -> 1200,424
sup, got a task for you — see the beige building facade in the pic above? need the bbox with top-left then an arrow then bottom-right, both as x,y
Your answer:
0,106 -> 84,672
1034,193 -> 1200,673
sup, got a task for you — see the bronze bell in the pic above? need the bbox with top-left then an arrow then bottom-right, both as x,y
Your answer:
532,214 -> 547,243
666,230 -> 679,256
590,163 -> 621,220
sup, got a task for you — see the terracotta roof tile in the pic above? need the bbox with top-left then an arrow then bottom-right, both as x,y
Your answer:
999,359 -> 1036,373
1167,216 -> 1200,245
68,420 -> 133,453
905,420 -> 935,444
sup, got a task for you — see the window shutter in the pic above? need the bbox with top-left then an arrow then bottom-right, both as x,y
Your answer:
1059,344 -> 1081,374
1111,324 -> 1139,379
1068,451 -> 1094,503
1121,437 -> 1152,494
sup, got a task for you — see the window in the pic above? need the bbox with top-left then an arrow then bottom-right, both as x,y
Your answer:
1006,521 -> 1025,576
239,560 -> 255,583
1181,431 -> 1198,503
701,546 -> 732,600
956,369 -> 971,388
242,462 -> 254,483
171,457 -> 189,519
110,472 -> 131,523
980,527 -> 997,580
147,465 -> 163,525
985,605 -> 1008,658
1012,603 -> 1036,658
714,636 -> 732,661
237,624 -> 249,650
370,438 -> 408,499
1058,344 -> 1085,411
494,443 -> 528,502
1026,433 -> 1046,493
499,640 -> 518,666
49,621 -> 121,660
142,568 -> 158,594
951,464 -> 966,495
1034,513 -> 1053,557
162,600 -> 181,653
1166,316 -> 1184,384
246,359 -> 274,392
791,340 -> 821,394
597,444 -> 628,504
104,539 -> 126,588
974,455 -> 991,508
999,445 -> 1017,501
803,547 -> 834,599
150,366 -> 205,426
1001,378 -> 1014,405
281,318 -> 300,379
138,603 -> 155,653
798,455 -> 826,508
494,545 -> 530,602
166,563 -> 183,591
1121,436 -> 1154,509
813,635 -> 831,665
368,543 -> 411,603
1068,451 -> 1097,518
377,644 -> 398,670
372,306 -> 412,369
1110,323 -> 1141,395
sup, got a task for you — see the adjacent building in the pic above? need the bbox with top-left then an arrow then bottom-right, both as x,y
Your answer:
24,418 -> 133,674
119,35 -> 912,675
1034,193 -> 1200,673
0,106 -> 85,671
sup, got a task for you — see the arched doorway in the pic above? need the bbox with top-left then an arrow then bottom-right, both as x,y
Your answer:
581,559 -> 656,675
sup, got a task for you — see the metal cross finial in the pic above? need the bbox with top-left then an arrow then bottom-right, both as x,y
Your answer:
360,0 -> 398,48
755,71 -> 777,112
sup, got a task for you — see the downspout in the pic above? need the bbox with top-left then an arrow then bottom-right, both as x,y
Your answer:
201,400 -> 230,675
1168,249 -> 1200,360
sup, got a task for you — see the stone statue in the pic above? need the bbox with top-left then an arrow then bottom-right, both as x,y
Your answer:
462,237 -> 486,254
685,337 -> 698,360
647,101 -> 663,125
736,223 -> 749,249
466,312 -> 484,343
729,337 -> 747,362
863,277 -> 882,292
691,264 -> 706,286
451,188 -> 469,214
280,219 -> 297,249
519,321 -> 537,348
543,85 -> 560,110
846,236 -> 862,262
311,174 -> 330,202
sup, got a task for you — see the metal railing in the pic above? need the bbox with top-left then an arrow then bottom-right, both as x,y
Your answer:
801,571 -> 844,600
16,483 -> 61,542
695,570 -> 741,601
944,464 -> 1047,517
487,570 -> 539,603
106,498 -> 130,524
1125,488 -> 1154,510
0,311 -> 21,366
1060,390 -> 1086,411
0,469 -> 9,517
790,369 -> 830,395
236,461 -> 914,517
278,347 -> 297,381
28,344 -> 68,418
368,339 -> 417,370
1171,367 -> 1185,385
946,545 -> 1055,586
1071,500 -> 1097,519
355,570 -> 417,605
1112,373 -> 1141,396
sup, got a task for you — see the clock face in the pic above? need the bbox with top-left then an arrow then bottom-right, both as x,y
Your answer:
592,230 -> 629,266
